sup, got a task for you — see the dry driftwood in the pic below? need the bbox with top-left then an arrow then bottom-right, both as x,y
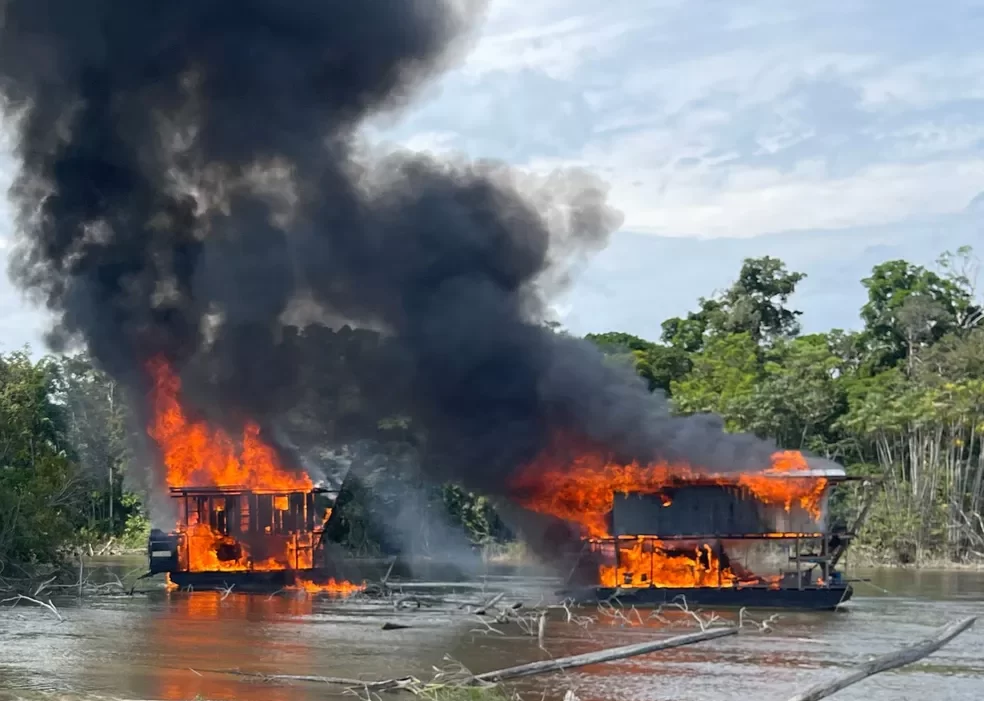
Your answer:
786,616 -> 976,701
472,625 -> 736,683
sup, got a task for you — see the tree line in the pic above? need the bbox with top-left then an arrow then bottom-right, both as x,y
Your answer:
0,352 -> 145,569
1,246 -> 981,568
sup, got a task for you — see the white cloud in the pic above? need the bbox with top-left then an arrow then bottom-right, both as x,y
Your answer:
385,0 -> 984,246
857,55 -> 984,109
398,130 -> 462,156
462,14 -> 640,81
3,0 -> 984,344
602,158 -> 984,238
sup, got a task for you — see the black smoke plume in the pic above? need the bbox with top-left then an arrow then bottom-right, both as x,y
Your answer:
1,0 -> 788,526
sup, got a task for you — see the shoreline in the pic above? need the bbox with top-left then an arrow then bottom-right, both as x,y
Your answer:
74,540 -> 984,575
847,560 -> 984,572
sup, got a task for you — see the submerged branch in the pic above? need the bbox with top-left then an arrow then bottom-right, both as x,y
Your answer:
786,616 -> 976,701
217,624 -> 736,692
471,625 -> 736,683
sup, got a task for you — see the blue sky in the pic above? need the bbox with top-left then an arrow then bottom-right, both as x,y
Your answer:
3,0 -> 984,352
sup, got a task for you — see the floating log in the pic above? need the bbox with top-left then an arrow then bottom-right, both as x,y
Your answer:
381,622 -> 412,631
472,625 -> 736,683
474,592 -> 506,615
786,616 -> 976,701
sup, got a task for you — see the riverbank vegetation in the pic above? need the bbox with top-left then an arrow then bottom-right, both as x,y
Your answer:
1,247 -> 981,570
0,351 -> 150,572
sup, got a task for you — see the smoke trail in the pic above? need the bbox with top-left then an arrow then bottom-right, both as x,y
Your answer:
0,0 -> 787,518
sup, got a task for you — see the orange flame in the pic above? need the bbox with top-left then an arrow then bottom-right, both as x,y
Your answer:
147,357 -> 312,491
510,441 -> 827,539
175,522 -> 323,573
289,577 -> 367,596
146,358 -> 360,592
596,537 -> 781,590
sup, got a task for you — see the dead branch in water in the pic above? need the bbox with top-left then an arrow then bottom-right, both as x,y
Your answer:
1,557 -> 143,602
219,624 -> 737,692
471,625 -> 736,683
786,616 -> 977,701
471,592 -> 505,615
381,557 -> 397,585
0,594 -> 64,621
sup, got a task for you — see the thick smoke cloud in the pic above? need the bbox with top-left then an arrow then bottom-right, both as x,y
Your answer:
0,0 -> 787,514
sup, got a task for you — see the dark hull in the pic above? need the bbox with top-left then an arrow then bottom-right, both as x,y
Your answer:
565,584 -> 853,610
168,569 -> 331,592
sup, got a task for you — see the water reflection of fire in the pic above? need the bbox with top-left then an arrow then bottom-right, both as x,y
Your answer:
153,592 -> 314,701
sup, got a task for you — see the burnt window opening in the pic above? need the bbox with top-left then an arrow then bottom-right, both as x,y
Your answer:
172,490 -> 329,537
210,496 -> 238,535
249,493 -> 308,535
255,494 -> 274,534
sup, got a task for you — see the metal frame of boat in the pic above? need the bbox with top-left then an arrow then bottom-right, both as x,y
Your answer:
559,464 -> 874,611
148,484 -> 342,590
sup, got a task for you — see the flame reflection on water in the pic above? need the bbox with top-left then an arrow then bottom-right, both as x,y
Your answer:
1,570 -> 982,701
150,592 -> 315,701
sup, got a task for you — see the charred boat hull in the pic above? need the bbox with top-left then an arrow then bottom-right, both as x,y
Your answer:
564,584 -> 853,611
166,568 -> 346,592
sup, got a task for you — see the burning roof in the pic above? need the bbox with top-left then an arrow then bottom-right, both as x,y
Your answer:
509,439 -> 839,540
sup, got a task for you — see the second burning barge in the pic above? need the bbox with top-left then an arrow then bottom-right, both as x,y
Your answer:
529,453 -> 865,611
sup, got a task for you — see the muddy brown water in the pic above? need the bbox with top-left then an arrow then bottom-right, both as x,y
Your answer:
1,564 -> 982,701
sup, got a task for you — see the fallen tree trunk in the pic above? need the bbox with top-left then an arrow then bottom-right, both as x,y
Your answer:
472,625 -> 736,683
786,616 -> 976,701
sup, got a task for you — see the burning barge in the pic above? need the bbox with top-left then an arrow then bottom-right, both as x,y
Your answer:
515,448 -> 865,611
148,485 -> 358,592
145,358 -> 363,594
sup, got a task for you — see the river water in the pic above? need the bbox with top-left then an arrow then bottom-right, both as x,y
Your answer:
0,565 -> 981,701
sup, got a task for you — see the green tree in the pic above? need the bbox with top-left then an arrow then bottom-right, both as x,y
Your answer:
717,256 -> 806,344
662,257 -> 806,350
860,255 -> 978,371
670,332 -> 762,431
661,305 -> 715,353
742,334 -> 848,452
441,484 -> 505,544
58,354 -> 137,537
587,332 -> 692,395
0,352 -> 81,566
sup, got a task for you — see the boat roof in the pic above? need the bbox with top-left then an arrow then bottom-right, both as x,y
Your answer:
167,485 -> 335,495
775,458 -> 847,479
